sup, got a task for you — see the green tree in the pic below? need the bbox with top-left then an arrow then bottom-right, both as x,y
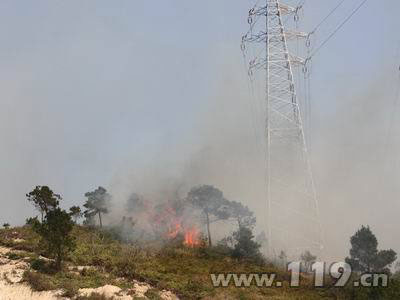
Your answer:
226,200 -> 256,229
187,185 -> 230,246
345,225 -> 397,273
83,187 -> 110,228
32,208 -> 75,270
231,226 -> 263,263
26,186 -> 61,222
2,223 -> 10,229
69,206 -> 82,223
26,217 -> 40,227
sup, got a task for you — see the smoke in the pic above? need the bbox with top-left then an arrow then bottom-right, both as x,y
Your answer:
102,42 -> 400,261
1,0 -> 399,262
103,48 -> 268,244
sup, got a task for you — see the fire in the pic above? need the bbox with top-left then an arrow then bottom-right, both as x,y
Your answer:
184,227 -> 201,247
167,222 -> 182,238
151,200 -> 202,247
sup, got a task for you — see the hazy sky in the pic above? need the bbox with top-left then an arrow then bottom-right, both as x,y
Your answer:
0,0 -> 399,261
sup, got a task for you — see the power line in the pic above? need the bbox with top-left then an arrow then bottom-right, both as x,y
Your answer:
310,0 -> 347,35
309,0 -> 368,58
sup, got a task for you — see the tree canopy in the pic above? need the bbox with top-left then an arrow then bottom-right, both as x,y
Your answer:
345,225 -> 397,273
226,200 -> 256,229
69,206 -> 82,223
231,226 -> 263,263
187,185 -> 230,246
83,186 -> 111,228
26,186 -> 61,221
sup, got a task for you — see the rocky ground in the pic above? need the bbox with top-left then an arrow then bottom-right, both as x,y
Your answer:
0,243 -> 178,300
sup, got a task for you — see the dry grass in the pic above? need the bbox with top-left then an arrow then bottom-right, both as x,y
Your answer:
2,226 -> 399,299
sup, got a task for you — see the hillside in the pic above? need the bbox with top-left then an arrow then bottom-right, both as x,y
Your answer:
0,226 -> 398,300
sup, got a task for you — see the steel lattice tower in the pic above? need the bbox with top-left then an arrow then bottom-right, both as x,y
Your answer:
242,0 -> 323,258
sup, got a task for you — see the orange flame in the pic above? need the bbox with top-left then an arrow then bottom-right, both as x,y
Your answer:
167,222 -> 182,239
184,227 -> 201,247
152,202 -> 201,247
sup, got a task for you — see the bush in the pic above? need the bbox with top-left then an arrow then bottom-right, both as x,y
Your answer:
6,252 -> 23,260
231,226 -> 265,265
30,258 -> 47,272
23,270 -> 56,291
111,255 -> 137,279
145,288 -> 162,300
61,280 -> 79,298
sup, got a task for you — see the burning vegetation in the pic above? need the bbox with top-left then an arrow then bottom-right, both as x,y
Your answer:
110,184 -> 259,251
0,184 -> 398,299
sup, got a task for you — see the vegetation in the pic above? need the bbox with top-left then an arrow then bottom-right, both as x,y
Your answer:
231,226 -> 264,264
69,206 -> 83,223
0,225 -> 331,299
1,184 -> 399,299
226,201 -> 256,229
83,187 -> 111,228
187,185 -> 229,246
1,223 -> 400,299
26,186 -> 61,222
345,225 -> 397,273
32,208 -> 76,269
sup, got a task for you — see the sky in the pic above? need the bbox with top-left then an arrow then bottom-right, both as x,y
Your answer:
0,0 -> 399,261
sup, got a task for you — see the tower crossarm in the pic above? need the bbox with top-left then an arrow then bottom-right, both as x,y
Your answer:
248,54 -> 305,75
242,30 -> 307,44
249,0 -> 301,18
276,3 -> 297,16
249,2 -> 298,17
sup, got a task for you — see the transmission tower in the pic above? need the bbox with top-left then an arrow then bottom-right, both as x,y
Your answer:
241,0 -> 323,258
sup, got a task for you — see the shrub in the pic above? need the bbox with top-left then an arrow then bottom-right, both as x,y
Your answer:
6,252 -> 22,260
145,288 -> 162,300
32,208 -> 75,270
23,270 -> 55,291
231,226 -> 265,265
61,280 -> 79,298
30,258 -> 47,272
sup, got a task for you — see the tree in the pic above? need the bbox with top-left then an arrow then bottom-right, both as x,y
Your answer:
345,225 -> 397,273
26,217 -> 40,227
187,185 -> 230,246
231,226 -> 263,263
83,187 -> 110,228
32,208 -> 75,270
226,200 -> 256,229
300,250 -> 317,272
2,223 -> 10,229
69,206 -> 82,223
26,186 -> 61,222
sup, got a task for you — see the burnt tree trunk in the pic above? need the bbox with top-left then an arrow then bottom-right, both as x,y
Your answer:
206,211 -> 212,247
98,211 -> 103,228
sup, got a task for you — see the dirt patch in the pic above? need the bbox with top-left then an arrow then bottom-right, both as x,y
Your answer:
0,246 -> 62,300
0,245 -> 179,300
